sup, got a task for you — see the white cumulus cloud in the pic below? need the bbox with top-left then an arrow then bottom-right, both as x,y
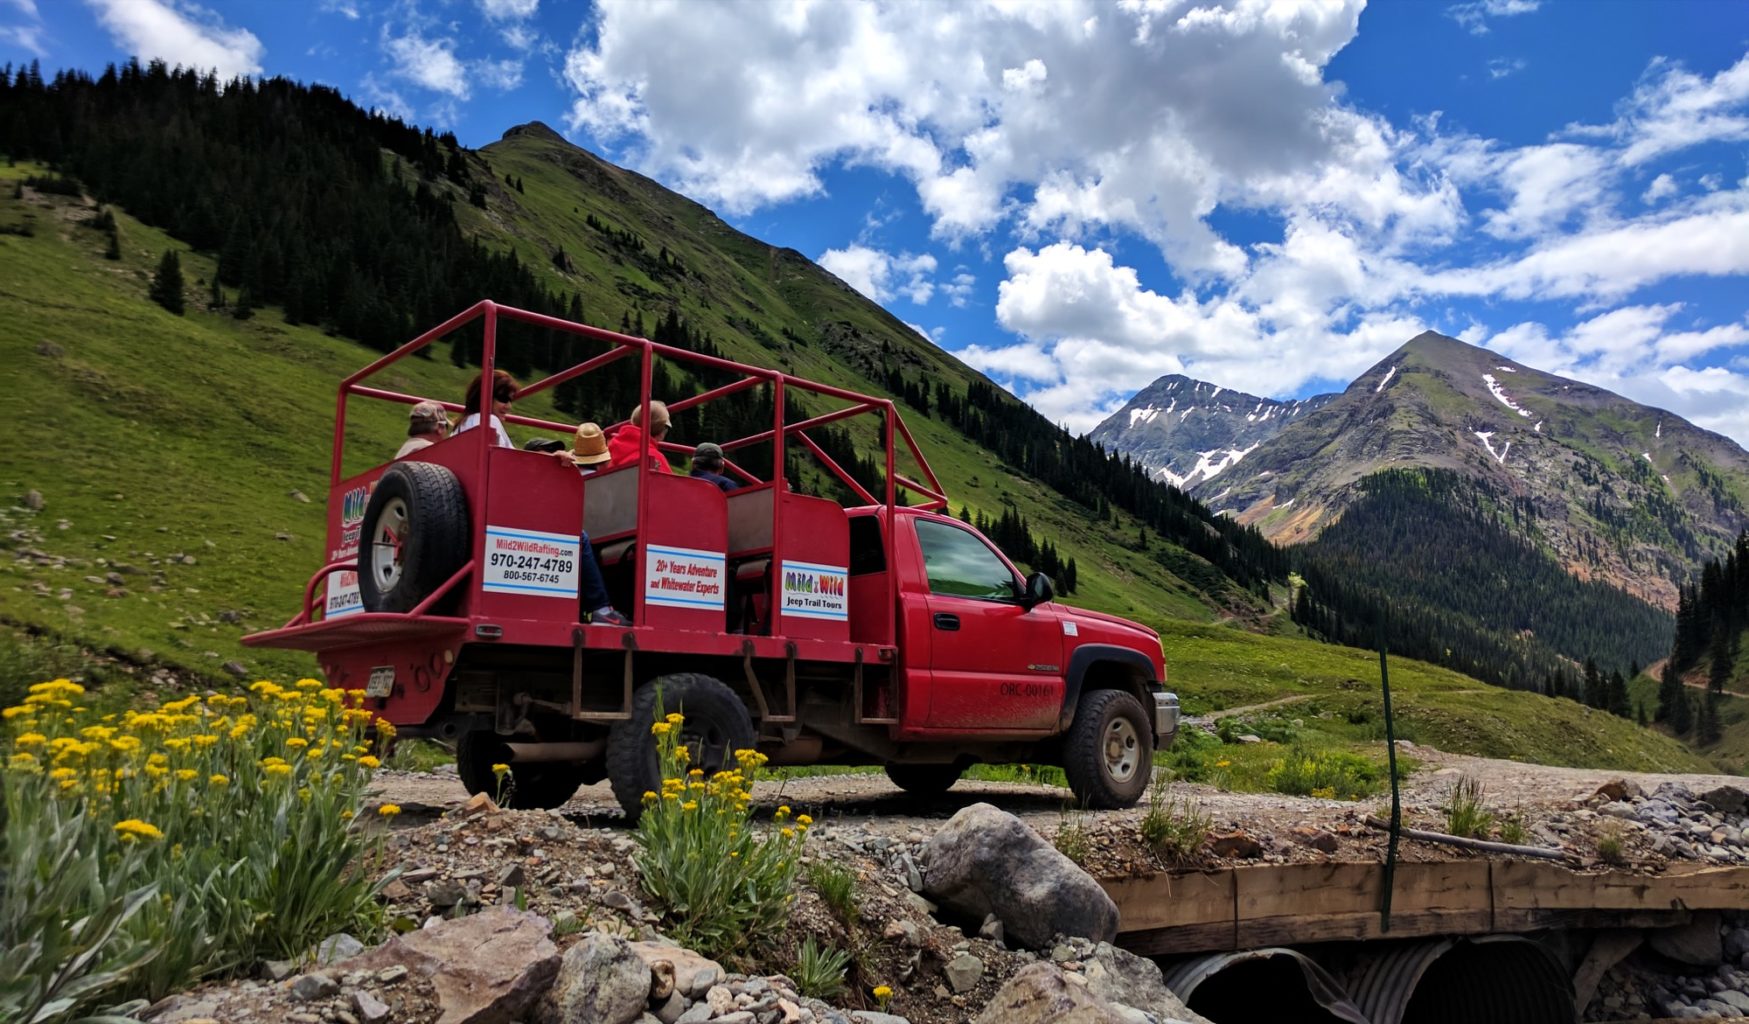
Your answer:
84,0 -> 263,80
819,245 -> 938,305
385,30 -> 469,98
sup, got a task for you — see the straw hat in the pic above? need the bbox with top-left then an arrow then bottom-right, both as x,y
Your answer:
570,422 -> 612,465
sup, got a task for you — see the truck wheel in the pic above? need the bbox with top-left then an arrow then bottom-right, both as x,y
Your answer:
605,674 -> 754,822
884,763 -> 961,798
357,461 -> 468,613
1062,689 -> 1154,809
456,730 -> 589,810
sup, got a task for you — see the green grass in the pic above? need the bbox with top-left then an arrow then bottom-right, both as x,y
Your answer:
1154,620 -> 1712,773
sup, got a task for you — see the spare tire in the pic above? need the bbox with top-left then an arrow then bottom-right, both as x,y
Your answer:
358,461 -> 469,613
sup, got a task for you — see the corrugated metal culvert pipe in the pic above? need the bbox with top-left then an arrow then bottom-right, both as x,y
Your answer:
1162,948 -> 1371,1023
1347,935 -> 1578,1024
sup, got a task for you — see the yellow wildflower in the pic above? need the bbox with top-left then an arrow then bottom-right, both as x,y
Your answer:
286,737 -> 309,750
492,762 -> 511,778
682,800 -> 698,812
194,734 -> 218,747
264,763 -> 293,777
643,790 -> 658,802
8,752 -> 40,770
175,768 -> 198,782
15,731 -> 47,748
377,803 -> 401,817
113,819 -> 164,842
357,755 -> 381,770
664,712 -> 684,725
2,706 -> 34,720
781,826 -> 795,838
775,805 -> 791,819
210,774 -> 230,786
651,722 -> 672,736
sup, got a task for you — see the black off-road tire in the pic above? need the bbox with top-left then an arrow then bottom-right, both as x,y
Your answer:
605,674 -> 754,822
1062,689 -> 1154,809
884,763 -> 962,798
456,730 -> 591,810
357,461 -> 468,613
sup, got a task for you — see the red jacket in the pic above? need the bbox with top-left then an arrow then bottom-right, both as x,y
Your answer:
608,424 -> 672,473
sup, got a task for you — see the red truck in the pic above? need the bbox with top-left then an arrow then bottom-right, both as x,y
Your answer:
245,301 -> 1178,816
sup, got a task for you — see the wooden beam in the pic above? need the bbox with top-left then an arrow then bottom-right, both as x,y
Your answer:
1107,860 -> 1749,957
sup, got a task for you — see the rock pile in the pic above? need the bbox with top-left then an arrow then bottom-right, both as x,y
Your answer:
1591,782 -> 1749,864
1584,913 -> 1749,1021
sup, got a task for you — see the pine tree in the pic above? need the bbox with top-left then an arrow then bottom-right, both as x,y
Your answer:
1582,657 -> 1602,709
1605,669 -> 1630,718
1671,687 -> 1695,735
1708,629 -> 1734,693
1698,690 -> 1722,745
148,248 -> 184,314
1656,659 -> 1684,723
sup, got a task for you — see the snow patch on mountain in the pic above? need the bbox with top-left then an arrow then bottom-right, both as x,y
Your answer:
1156,442 -> 1262,489
1475,430 -> 1511,464
1375,366 -> 1397,393
1482,374 -> 1534,418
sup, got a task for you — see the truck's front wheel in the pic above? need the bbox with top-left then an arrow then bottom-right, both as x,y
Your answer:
605,674 -> 754,822
1062,689 -> 1153,808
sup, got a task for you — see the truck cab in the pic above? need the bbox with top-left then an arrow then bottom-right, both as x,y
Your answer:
245,300 -> 1178,815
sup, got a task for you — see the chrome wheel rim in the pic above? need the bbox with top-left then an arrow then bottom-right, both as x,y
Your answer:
370,497 -> 409,592
1104,715 -> 1141,784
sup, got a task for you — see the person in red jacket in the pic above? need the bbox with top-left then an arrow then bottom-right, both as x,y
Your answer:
609,400 -> 673,473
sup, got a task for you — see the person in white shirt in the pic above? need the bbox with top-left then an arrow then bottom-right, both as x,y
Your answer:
456,369 -> 517,448
394,401 -> 451,459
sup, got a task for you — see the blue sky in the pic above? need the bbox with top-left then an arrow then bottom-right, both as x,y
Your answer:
5,0 -> 1749,444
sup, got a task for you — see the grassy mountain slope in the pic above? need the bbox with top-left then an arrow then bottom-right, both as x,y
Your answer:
0,162 -> 1731,774
1216,331 -> 1749,610
0,154 -> 1236,681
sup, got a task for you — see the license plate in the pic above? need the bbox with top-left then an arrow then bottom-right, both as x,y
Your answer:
365,666 -> 396,698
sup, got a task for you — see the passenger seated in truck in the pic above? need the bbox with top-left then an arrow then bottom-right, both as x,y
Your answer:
456,369 -> 517,448
688,442 -> 740,492
395,401 -> 451,459
608,400 -> 673,473
557,422 -> 614,476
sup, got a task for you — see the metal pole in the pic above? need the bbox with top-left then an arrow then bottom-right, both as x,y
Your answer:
1379,616 -> 1402,933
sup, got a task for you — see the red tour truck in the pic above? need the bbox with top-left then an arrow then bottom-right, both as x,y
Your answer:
244,301 -> 1178,815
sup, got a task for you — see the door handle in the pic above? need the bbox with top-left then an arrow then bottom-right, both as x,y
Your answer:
933,612 -> 960,631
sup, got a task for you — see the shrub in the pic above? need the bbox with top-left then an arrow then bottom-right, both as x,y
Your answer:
1498,810 -> 1528,846
806,861 -> 858,923
2,677 -> 392,1020
1443,775 -> 1495,839
793,937 -> 852,1000
1052,806 -> 1092,864
634,713 -> 805,963
1597,825 -> 1627,866
1139,770 -> 1210,864
1265,745 -> 1383,800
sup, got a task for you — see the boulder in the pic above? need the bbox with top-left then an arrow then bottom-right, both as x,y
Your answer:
1699,785 -> 1748,817
1648,912 -> 1724,967
628,942 -> 724,999
973,962 -> 1130,1024
921,803 -> 1119,948
1081,943 -> 1212,1024
342,907 -> 559,1024
944,953 -> 984,994
539,932 -> 650,1024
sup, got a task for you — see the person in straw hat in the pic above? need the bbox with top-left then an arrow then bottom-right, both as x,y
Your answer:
562,422 -> 614,475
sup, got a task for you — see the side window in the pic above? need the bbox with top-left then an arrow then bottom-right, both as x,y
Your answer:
849,516 -> 887,576
914,519 -> 1018,600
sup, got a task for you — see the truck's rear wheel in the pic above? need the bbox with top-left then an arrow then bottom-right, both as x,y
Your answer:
884,763 -> 962,798
605,673 -> 754,822
456,731 -> 590,810
357,462 -> 468,613
1062,689 -> 1154,809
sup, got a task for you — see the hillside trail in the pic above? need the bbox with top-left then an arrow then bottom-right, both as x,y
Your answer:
1183,692 -> 1312,726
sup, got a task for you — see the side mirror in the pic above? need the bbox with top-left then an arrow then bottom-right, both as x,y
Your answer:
1021,572 -> 1055,609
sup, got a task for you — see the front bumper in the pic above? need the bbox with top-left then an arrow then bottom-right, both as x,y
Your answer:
1153,690 -> 1180,749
